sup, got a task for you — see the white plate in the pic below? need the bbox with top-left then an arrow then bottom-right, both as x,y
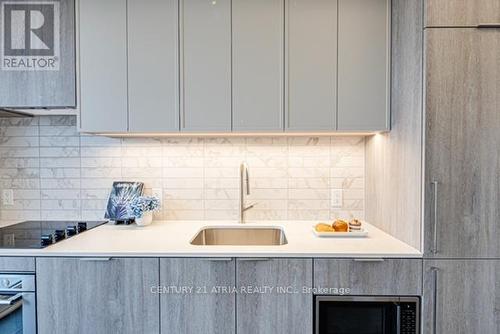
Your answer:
312,225 -> 368,238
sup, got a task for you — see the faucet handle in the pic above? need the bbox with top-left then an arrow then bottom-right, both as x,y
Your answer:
243,202 -> 257,212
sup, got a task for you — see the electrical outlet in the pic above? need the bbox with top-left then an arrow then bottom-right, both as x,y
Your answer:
152,188 -> 163,204
2,189 -> 14,206
331,189 -> 343,208
3,234 -> 14,247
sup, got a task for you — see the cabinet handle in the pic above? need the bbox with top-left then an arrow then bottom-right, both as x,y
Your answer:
0,293 -> 22,305
477,23 -> 500,29
79,258 -> 112,262
353,258 -> 384,262
431,181 -> 439,254
396,303 -> 401,334
431,267 -> 439,334
179,0 -> 185,129
203,258 -> 232,262
238,258 -> 270,262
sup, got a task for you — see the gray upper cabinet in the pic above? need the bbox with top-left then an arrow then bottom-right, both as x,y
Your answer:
285,0 -> 337,132
80,0 -> 179,133
236,258 -> 313,334
180,0 -> 231,132
36,257 -> 160,334
337,0 -> 390,131
425,0 -> 500,27
160,258 -> 235,334
79,0 -> 128,132
424,29 -> 500,258
128,0 -> 179,132
0,0 -> 76,108
78,0 -> 391,134
232,0 -> 284,132
423,260 -> 500,334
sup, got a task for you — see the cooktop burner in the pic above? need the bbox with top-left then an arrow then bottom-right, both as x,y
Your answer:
0,221 -> 108,249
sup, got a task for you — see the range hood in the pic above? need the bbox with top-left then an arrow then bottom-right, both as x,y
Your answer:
0,108 -> 34,118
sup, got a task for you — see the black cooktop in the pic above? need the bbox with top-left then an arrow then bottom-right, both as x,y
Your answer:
0,221 -> 108,249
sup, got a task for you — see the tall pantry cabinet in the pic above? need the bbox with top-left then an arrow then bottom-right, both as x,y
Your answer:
423,0 -> 500,332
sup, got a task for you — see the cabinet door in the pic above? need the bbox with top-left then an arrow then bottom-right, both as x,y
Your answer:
180,0 -> 231,132
0,0 -> 76,108
425,0 -> 500,27
314,259 -> 422,296
128,0 -> 179,132
425,29 -> 500,257
232,0 -> 284,132
285,0 -> 337,131
423,260 -> 500,334
236,258 -> 312,334
36,258 -> 159,334
337,0 -> 390,131
79,0 -> 128,132
160,258 -> 235,334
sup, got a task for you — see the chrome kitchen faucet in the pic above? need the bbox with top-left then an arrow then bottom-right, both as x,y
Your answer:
239,162 -> 256,224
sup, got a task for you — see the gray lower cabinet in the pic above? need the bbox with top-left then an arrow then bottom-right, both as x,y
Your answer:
0,257 -> 35,272
79,0 -> 128,132
314,258 -> 422,295
337,0 -> 390,131
127,0 -> 179,132
423,260 -> 500,334
425,0 -> 500,27
180,0 -> 231,132
424,28 -> 500,258
36,257 -> 160,334
232,0 -> 284,132
236,258 -> 313,334
285,0 -> 337,132
0,0 -> 76,108
160,258 -> 235,334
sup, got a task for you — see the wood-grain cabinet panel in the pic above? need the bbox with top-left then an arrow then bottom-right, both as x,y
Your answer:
424,29 -> 500,257
160,258 -> 236,334
425,0 -> 500,27
236,258 -> 313,334
0,257 -> 35,272
314,259 -> 423,295
36,258 -> 159,334
0,0 -> 76,108
423,260 -> 500,334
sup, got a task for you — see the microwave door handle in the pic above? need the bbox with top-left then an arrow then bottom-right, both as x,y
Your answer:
0,293 -> 22,305
396,303 -> 401,334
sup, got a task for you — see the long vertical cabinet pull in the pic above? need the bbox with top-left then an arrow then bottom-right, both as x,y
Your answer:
476,24 -> 500,29
431,267 -> 439,334
179,0 -> 185,129
431,181 -> 439,253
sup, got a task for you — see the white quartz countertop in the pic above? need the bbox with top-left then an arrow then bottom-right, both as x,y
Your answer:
0,220 -> 421,258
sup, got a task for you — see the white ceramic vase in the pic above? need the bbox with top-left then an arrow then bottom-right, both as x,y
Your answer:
135,211 -> 153,227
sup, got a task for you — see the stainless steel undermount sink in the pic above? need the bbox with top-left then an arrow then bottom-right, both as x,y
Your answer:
190,226 -> 287,246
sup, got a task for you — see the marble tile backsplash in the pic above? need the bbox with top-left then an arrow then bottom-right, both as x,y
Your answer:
0,116 -> 365,224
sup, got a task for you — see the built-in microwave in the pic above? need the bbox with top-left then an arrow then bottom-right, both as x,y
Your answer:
315,296 -> 420,334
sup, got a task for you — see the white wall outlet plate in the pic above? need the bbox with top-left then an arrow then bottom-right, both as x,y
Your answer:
331,189 -> 343,208
2,189 -> 14,206
3,234 -> 15,247
152,188 -> 163,204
